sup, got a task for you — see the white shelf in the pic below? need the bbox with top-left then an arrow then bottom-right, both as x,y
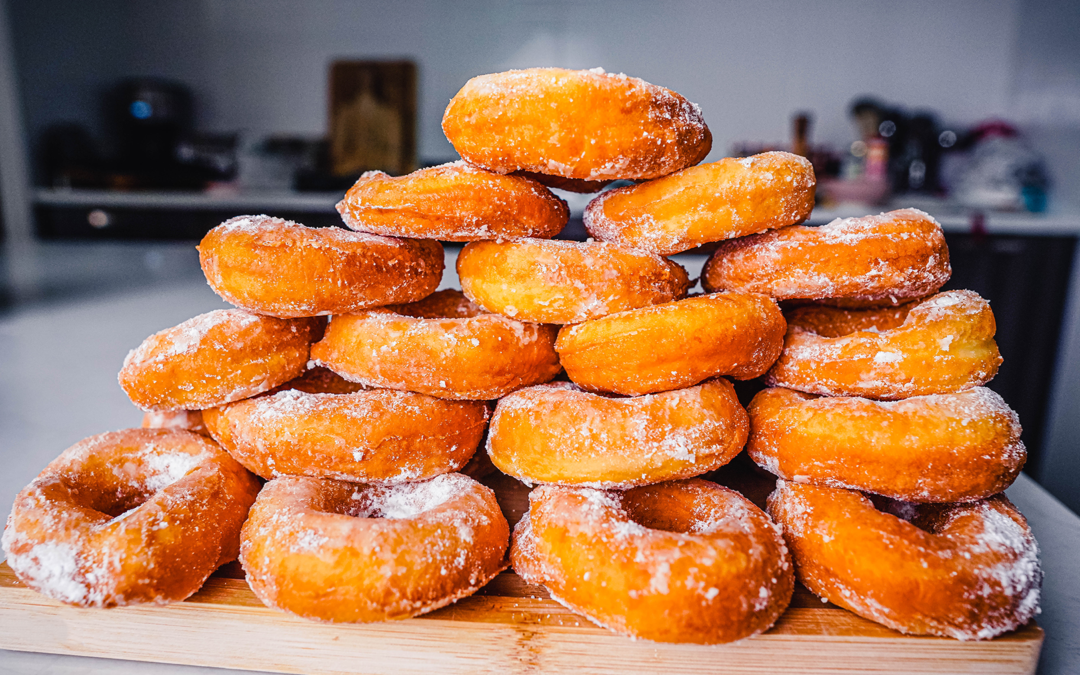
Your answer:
33,188 -> 341,212
807,198 -> 1080,236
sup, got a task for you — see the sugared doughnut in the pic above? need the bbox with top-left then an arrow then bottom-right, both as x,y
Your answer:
202,384 -> 488,483
767,480 -> 1041,640
585,152 -> 815,255
555,292 -> 785,395
766,290 -> 1001,399
488,379 -> 747,488
141,410 -> 208,436
199,215 -> 443,318
511,479 -> 793,643
457,239 -> 690,324
240,473 -> 509,623
336,162 -> 568,241
701,208 -> 950,307
119,309 -> 321,411
2,429 -> 260,607
748,387 -> 1025,502
443,68 -> 711,182
309,290 -> 561,400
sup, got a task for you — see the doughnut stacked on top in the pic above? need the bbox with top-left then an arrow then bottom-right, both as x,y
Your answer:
436,68 -> 802,644
700,207 -> 1042,638
2,65 -> 1041,646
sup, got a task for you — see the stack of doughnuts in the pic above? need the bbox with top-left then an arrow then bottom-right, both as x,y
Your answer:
3,66 -> 1040,646
723,215 -> 1042,640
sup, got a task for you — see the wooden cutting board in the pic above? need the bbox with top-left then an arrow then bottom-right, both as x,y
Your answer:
0,472 -> 1044,675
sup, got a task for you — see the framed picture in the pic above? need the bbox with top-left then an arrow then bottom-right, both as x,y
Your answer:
329,60 -> 417,177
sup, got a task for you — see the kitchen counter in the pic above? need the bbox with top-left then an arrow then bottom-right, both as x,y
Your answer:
0,246 -> 1078,674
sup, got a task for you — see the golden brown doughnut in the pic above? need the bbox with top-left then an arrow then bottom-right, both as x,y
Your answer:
488,379 -> 747,488
768,480 -> 1041,640
457,239 -> 690,324
442,68 -> 711,182
202,384 -> 488,483
119,309 -> 321,411
512,479 -> 793,643
555,292 -> 785,395
1,429 -> 260,607
585,152 -> 816,255
748,387 -> 1025,502
309,290 -> 561,400
337,162 -> 568,241
702,208 -> 951,307
199,215 -> 443,318
141,409 -> 209,436
766,290 -> 1001,399
240,473 -> 509,623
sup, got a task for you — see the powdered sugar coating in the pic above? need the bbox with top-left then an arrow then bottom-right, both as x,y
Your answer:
457,238 -> 690,324
239,473 -> 509,622
510,480 -> 793,643
555,292 -> 786,395
702,208 -> 950,306
748,386 -> 1025,502
119,309 -> 320,411
488,379 -> 748,488
309,289 -> 561,400
199,215 -> 444,318
2,428 -> 260,608
442,68 -> 711,182
768,480 -> 1041,640
585,152 -> 815,256
337,162 -> 568,241
202,385 -> 487,483
767,290 -> 1001,399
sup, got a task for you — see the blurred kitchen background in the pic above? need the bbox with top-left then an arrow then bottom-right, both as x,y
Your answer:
1,0 -> 1079,513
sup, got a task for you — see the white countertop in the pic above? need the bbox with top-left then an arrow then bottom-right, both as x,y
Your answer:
34,187 -> 1080,237
0,249 -> 1078,674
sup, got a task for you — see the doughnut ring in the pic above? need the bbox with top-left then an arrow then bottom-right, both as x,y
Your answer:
767,480 -> 1041,640
488,380 -> 747,488
309,290 -> 561,400
511,479 -> 793,643
199,215 -> 443,318
202,385 -> 489,483
442,68 -> 711,182
2,429 -> 260,607
457,239 -> 690,324
240,473 -> 509,623
585,152 -> 816,255
701,208 -> 951,307
337,162 -> 568,241
748,386 -> 1025,502
555,292 -> 785,395
765,290 -> 1001,399
119,309 -> 322,411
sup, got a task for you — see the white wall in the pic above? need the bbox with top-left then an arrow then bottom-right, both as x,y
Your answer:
12,0 -> 1023,167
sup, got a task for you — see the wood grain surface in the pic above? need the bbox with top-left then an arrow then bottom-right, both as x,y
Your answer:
0,472 -> 1044,674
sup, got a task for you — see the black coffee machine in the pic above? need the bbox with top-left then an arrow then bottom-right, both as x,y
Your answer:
106,78 -> 232,189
